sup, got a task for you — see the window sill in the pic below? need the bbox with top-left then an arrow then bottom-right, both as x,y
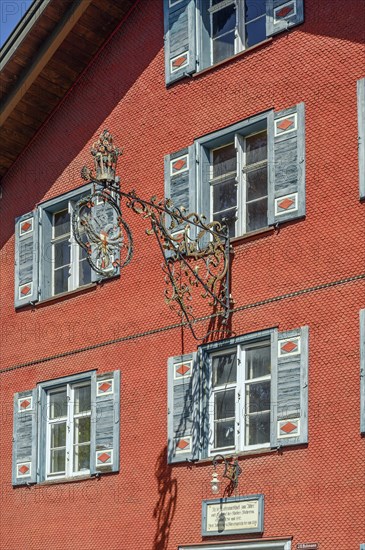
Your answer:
36,282 -> 97,307
39,474 -> 95,486
195,446 -> 278,466
193,38 -> 272,79
230,226 -> 274,244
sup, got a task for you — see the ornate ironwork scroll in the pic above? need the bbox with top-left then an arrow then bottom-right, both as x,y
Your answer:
72,130 -> 232,340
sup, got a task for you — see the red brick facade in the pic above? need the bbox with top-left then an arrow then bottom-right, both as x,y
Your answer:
0,1 -> 364,549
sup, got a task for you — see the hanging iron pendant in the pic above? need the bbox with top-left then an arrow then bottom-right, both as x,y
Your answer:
72,188 -> 133,277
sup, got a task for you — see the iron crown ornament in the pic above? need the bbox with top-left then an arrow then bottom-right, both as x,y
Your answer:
73,130 -> 232,340
82,129 -> 121,184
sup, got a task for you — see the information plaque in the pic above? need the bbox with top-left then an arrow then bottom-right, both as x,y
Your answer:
201,494 -> 264,536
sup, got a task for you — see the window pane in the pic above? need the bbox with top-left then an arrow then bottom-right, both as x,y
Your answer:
246,345 -> 271,379
246,381 -> 271,413
212,5 -> 236,37
50,449 -> 66,474
215,389 -> 235,420
246,166 -> 267,201
74,385 -> 91,414
213,209 -> 236,237
79,232 -> 89,256
74,417 -> 91,444
73,444 -> 90,473
54,210 -> 70,238
245,411 -> 270,446
212,352 -> 237,386
213,178 -> 237,211
212,143 -> 236,178
50,422 -> 66,448
54,266 -> 69,295
215,419 -> 235,448
245,0 -> 266,21
245,16 -> 266,48
79,259 -> 92,287
247,198 -> 267,231
54,239 -> 71,269
49,390 -> 67,419
246,132 -> 267,165
213,32 -> 235,64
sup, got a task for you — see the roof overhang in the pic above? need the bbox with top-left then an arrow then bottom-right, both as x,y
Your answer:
0,0 -> 137,179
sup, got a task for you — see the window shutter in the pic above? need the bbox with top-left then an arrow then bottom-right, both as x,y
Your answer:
266,0 -> 304,37
268,102 -> 305,225
167,352 -> 200,463
200,348 -> 211,460
12,389 -> 38,486
91,370 -> 120,474
14,210 -> 39,308
271,326 -> 309,448
91,186 -> 121,283
164,145 -> 196,255
164,0 -> 197,85
358,78 -> 365,199
360,310 -> 365,434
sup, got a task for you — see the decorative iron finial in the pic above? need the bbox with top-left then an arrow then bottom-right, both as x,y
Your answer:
81,130 -> 121,185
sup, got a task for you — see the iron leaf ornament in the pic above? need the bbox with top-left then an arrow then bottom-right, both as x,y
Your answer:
73,130 -> 232,340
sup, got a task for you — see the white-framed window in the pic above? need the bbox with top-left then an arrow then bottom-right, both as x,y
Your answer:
13,370 -> 120,486
209,340 -> 271,454
37,186 -> 93,301
50,203 -> 91,296
165,0 -> 304,84
209,130 -> 268,237
207,0 -> 267,65
46,381 -> 91,479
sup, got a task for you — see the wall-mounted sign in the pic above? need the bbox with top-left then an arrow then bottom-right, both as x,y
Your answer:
297,544 -> 319,550
201,494 -> 264,536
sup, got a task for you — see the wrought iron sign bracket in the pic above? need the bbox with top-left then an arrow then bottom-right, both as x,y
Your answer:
72,130 -> 233,341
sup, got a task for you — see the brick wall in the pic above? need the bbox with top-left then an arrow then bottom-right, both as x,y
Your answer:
0,0 -> 364,548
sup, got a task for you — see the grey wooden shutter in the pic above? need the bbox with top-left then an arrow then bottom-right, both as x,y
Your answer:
167,352 -> 200,463
92,370 -> 120,474
12,389 -> 38,486
268,102 -> 305,225
91,186 -> 121,283
164,0 -> 197,85
266,0 -> 304,37
14,210 -> 39,308
358,78 -> 365,199
164,145 -> 196,255
360,310 -> 365,434
271,326 -> 309,447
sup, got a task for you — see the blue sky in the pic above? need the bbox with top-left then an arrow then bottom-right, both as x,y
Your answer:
0,0 -> 34,47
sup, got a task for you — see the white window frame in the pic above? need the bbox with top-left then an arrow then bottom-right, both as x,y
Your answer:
209,347 -> 239,454
209,141 -> 238,235
51,207 -> 71,296
209,129 -> 268,237
208,0 -> 242,66
51,201 -> 91,296
209,340 -> 271,456
206,0 -> 267,66
45,381 -> 91,480
38,183 -> 93,301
